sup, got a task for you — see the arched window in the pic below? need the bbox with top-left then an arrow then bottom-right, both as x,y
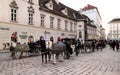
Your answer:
28,6 -> 34,25
9,0 -> 18,22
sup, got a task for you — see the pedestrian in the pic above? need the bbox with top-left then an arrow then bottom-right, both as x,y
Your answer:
111,41 -> 116,51
75,39 -> 81,56
40,38 -> 48,63
63,40 -> 71,59
92,41 -> 95,52
116,41 -> 119,51
99,41 -> 102,51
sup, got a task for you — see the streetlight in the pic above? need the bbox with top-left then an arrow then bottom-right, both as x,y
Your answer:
44,31 -> 50,40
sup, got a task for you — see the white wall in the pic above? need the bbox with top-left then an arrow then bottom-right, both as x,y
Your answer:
0,0 -> 77,49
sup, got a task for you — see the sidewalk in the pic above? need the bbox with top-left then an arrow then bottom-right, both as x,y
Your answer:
0,49 -> 10,53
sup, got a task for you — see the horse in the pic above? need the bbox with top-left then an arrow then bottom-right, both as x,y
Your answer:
50,41 -> 66,64
42,40 -> 66,64
10,42 -> 30,59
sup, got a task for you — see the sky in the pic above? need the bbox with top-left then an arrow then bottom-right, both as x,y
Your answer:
59,0 -> 120,34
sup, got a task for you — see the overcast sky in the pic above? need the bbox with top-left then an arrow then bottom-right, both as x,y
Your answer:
59,0 -> 120,34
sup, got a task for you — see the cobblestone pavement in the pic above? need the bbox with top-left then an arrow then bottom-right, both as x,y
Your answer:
0,47 -> 120,75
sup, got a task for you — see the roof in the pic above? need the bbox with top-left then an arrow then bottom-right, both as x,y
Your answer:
82,4 -> 96,11
39,0 -> 83,21
108,18 -> 120,23
81,4 -> 102,22
82,14 -> 97,28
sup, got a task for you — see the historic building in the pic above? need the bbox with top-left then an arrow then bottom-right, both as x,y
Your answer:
108,18 -> 120,40
0,0 -> 82,49
101,28 -> 106,40
81,15 -> 97,41
0,0 -> 97,49
81,4 -> 102,40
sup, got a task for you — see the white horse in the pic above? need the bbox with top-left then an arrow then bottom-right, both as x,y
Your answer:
46,41 -> 66,64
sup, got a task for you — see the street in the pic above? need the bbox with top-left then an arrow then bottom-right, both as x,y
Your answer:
0,46 -> 120,75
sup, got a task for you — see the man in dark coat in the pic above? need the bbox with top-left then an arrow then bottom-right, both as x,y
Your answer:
112,41 -> 116,51
116,41 -> 119,51
40,39 -> 48,63
92,41 -> 95,52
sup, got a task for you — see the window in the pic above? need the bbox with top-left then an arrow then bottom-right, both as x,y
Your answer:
11,8 -> 17,22
50,17 -> 54,28
50,3 -> 52,7
65,21 -> 68,31
9,0 -> 18,22
28,0 -> 33,4
65,8 -> 67,13
79,31 -> 82,38
28,6 -> 34,25
40,14 -> 45,27
57,19 -> 61,29
70,22 -> 73,31
74,23 -> 76,32
46,1 -> 53,10
28,12 -> 33,24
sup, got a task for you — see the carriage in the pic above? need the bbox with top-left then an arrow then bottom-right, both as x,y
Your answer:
84,41 -> 93,52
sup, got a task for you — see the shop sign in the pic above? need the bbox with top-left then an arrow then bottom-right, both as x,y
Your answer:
69,34 -> 75,36
19,32 -> 28,39
0,27 -> 9,30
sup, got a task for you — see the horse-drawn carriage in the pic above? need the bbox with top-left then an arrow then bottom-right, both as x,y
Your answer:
10,42 -> 40,59
10,43 -> 30,59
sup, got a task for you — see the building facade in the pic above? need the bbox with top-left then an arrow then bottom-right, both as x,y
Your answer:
108,18 -> 120,40
100,28 -> 106,40
0,0 -> 98,49
0,0 -> 83,49
81,4 -> 102,40
82,15 -> 97,41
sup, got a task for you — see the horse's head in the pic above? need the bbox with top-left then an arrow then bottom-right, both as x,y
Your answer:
46,41 -> 53,49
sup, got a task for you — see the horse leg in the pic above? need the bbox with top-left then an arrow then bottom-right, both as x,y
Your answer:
19,52 -> 23,59
59,52 -> 64,62
48,51 -> 51,61
11,51 -> 16,59
51,53 -> 56,64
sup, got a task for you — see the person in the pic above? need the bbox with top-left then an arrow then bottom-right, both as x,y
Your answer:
63,40 -> 71,59
75,39 -> 81,56
92,41 -> 95,52
97,41 -> 102,51
46,40 -> 53,61
40,38 -> 48,63
116,41 -> 119,51
111,41 -> 116,51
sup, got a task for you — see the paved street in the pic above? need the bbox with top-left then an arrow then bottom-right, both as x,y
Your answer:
0,47 -> 120,75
